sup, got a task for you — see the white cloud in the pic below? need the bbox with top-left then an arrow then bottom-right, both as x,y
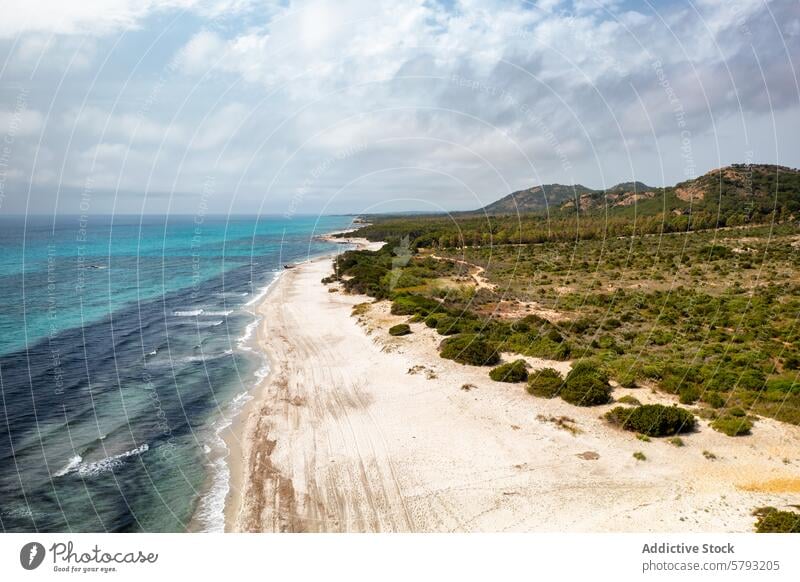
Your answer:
174,30 -> 227,74
64,107 -> 187,145
0,0 -> 256,38
1,0 -> 797,213
0,107 -> 44,136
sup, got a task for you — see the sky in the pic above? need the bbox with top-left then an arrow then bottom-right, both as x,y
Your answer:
0,0 -> 798,215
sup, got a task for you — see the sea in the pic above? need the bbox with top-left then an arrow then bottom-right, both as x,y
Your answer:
0,214 -> 356,532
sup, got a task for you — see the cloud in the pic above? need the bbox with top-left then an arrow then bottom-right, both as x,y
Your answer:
0,107 -> 44,136
1,0 -> 798,214
64,107 -> 187,145
174,30 -> 227,74
0,0 -> 259,38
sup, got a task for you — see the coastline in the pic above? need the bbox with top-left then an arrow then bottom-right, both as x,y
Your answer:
223,238 -> 800,533
221,232 -> 380,532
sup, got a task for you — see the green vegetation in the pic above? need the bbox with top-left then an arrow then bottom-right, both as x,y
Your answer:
711,415 -> 754,436
489,359 -> 529,383
526,368 -> 564,398
439,334 -> 500,366
668,437 -> 685,447
753,507 -> 800,533
616,395 -> 641,406
605,404 -> 696,437
388,323 -> 411,336
330,164 -> 800,429
560,361 -> 613,406
633,451 -> 647,461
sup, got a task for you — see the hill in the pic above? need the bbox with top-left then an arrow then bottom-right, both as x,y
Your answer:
479,184 -> 595,214
478,165 -> 800,221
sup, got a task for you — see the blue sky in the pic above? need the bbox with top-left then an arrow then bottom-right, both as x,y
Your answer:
0,0 -> 798,215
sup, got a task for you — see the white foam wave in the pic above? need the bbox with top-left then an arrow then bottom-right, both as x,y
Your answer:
244,272 -> 282,307
254,363 -> 271,381
194,391 -> 254,532
54,455 -> 83,477
173,309 -> 204,317
236,318 -> 260,351
55,444 -> 149,478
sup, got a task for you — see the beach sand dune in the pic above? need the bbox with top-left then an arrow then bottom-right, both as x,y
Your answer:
226,254 -> 800,533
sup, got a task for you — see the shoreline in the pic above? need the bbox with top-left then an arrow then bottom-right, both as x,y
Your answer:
223,239 -> 800,533
221,234 -> 380,532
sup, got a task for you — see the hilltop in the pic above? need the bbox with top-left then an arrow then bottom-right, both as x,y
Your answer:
477,164 -> 800,222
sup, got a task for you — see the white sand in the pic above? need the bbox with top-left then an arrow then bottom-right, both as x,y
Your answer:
225,253 -> 800,532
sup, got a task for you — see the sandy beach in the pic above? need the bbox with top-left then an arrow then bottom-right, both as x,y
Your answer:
224,244 -> 800,533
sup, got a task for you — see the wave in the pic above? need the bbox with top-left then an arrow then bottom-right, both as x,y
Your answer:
54,444 -> 150,478
193,390 -> 253,532
244,272 -> 281,307
236,318 -> 260,351
171,319 -> 224,328
254,362 -> 271,381
53,455 -> 83,478
173,309 -> 204,317
181,351 -> 234,364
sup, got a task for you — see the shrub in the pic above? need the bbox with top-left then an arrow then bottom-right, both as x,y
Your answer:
633,451 -> 646,461
560,361 -> 613,406
435,315 -> 460,336
679,385 -> 700,405
605,404 -> 696,436
439,334 -> 500,366
668,437 -> 685,447
711,415 -> 753,436
753,507 -> 800,533
424,315 -> 439,328
617,395 -> 641,406
701,391 -> 726,409
526,368 -> 563,398
388,324 -> 411,336
391,294 -> 440,316
489,359 -> 529,383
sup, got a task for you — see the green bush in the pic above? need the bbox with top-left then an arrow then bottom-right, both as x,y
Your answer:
617,395 -> 641,406
526,368 -> 563,398
560,360 -> 613,406
489,359 -> 529,383
701,391 -> 726,409
605,404 -> 696,436
439,334 -> 500,366
754,507 -> 800,533
424,315 -> 439,328
435,315 -> 461,336
711,415 -> 753,436
388,324 -> 411,336
679,385 -> 700,404
390,294 -> 440,316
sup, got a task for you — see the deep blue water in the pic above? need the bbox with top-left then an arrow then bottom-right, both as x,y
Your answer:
0,214 -> 355,532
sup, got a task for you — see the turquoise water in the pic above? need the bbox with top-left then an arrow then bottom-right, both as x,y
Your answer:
0,214 -> 355,532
